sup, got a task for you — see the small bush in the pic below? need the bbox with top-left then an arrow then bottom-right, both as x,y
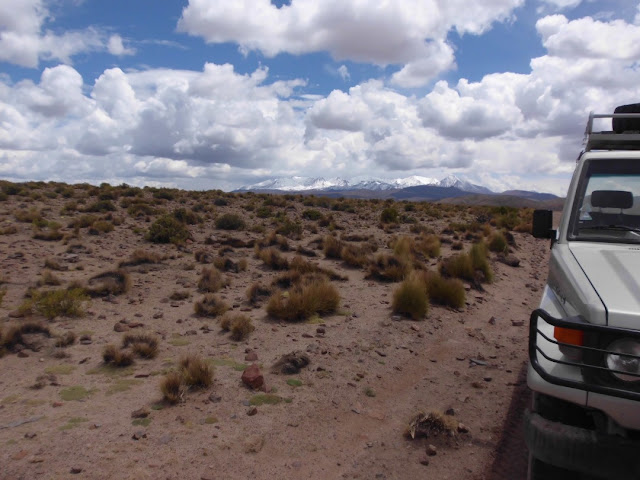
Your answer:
88,220 -> 114,235
85,200 -> 116,213
439,253 -> 474,281
173,207 -> 201,225
380,207 -> 399,224
194,294 -> 229,318
392,273 -> 428,320
197,267 -> 227,293
215,213 -> 245,231
39,270 -> 62,286
54,331 -> 76,348
470,242 -> 493,282
169,290 -> 191,301
22,288 -> 87,319
1,322 -> 51,352
302,209 -> 323,221
160,371 -> 186,404
180,355 -> 213,388
44,258 -> 67,271
266,276 -> 340,322
147,215 -> 191,244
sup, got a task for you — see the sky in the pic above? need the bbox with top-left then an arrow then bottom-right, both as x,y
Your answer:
1,1 -> 640,195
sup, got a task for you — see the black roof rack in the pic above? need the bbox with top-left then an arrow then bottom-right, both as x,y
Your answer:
584,112 -> 640,151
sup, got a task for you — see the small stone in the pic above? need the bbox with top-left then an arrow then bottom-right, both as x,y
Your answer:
246,406 -> 258,416
24,433 -> 36,439
511,320 -> 525,327
419,458 -> 430,466
445,408 -> 456,416
11,450 -> 28,461
316,327 -> 326,335
131,407 -> 150,419
488,316 -> 497,325
457,423 -> 470,434
245,351 -> 258,361
113,322 -> 129,332
426,444 -> 437,456
132,431 -> 146,440
243,434 -> 264,454
70,467 -> 83,474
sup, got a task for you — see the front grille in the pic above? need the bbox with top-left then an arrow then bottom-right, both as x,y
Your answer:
529,309 -> 640,402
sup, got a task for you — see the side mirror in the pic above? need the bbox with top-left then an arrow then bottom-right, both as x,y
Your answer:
532,209 -> 554,239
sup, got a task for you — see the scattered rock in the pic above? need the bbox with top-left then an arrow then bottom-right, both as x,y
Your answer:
70,467 -> 83,474
132,431 -> 147,440
113,322 -> 129,333
511,320 -> 525,327
246,406 -> 258,416
241,364 -> 264,390
131,407 -> 150,419
419,458 -> 430,466
243,434 -> 265,454
245,351 -> 258,361
271,352 -> 310,374
488,316 -> 497,325
498,253 -> 520,267
457,423 -> 470,434
426,444 -> 437,456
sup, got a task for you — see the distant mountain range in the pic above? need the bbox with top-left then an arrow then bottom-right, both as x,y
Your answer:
237,174 -> 492,194
234,174 -> 563,209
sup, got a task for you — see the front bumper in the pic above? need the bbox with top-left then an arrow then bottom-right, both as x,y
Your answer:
529,308 -> 640,402
525,410 -> 640,479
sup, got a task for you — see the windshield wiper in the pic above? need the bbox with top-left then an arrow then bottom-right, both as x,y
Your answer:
579,224 -> 640,234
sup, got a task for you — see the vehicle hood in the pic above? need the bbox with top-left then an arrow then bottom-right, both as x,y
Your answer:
570,244 -> 640,329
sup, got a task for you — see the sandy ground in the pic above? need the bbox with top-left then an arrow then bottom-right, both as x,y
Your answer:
0,186 -> 550,480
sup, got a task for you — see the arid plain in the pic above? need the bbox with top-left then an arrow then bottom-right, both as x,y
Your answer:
0,181 -> 551,479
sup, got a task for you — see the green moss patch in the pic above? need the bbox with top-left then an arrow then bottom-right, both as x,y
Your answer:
60,417 -> 88,430
59,386 -> 95,401
249,394 -> 284,406
286,379 -> 303,387
209,358 -> 247,371
45,365 -> 75,375
106,379 -> 142,396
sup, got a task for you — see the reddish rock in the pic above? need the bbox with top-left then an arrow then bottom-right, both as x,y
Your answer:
241,364 -> 264,389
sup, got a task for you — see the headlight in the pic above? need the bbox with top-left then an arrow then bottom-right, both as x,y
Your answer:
606,338 -> 640,382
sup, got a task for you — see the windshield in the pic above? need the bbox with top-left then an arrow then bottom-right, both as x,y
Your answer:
569,158 -> 640,244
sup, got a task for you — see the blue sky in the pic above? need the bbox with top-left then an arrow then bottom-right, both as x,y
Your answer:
1,0 -> 640,194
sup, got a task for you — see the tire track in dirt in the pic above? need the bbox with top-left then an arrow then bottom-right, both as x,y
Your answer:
488,363 -> 531,480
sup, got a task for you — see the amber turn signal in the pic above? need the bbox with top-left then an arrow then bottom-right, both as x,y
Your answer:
554,326 -> 584,346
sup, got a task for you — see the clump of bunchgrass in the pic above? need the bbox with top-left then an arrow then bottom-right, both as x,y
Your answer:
246,283 -> 273,306
118,249 -> 162,267
122,333 -> 159,359
160,371 -> 186,404
367,253 -> 411,282
194,294 -> 229,318
266,275 -> 340,322
392,272 -> 428,320
417,270 -> 465,309
85,270 -> 130,297
197,267 -> 228,293
488,231 -> 508,253
102,344 -> 134,367
255,247 -> 290,270
219,313 -> 255,341
180,355 -> 214,389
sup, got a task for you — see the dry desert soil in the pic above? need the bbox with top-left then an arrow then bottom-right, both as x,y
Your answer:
0,182 -> 551,479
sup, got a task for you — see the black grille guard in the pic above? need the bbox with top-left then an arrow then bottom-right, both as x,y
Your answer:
529,309 -> 640,402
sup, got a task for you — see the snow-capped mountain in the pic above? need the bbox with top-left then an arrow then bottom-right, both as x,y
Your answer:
438,174 -> 493,194
236,174 -> 490,194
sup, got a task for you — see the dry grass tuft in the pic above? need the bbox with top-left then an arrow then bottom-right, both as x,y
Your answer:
85,270 -> 130,297
255,247 -> 290,270
367,253 -> 411,282
194,294 -> 229,318
197,267 -> 228,293
119,249 -> 162,267
406,410 -> 459,439
417,270 -> 466,309
160,371 -> 186,405
267,275 -> 340,322
180,355 -> 214,388
246,283 -> 272,305
392,273 -> 428,320
102,344 -> 134,367
122,333 -> 159,359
